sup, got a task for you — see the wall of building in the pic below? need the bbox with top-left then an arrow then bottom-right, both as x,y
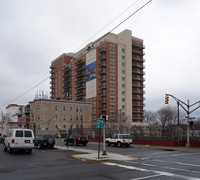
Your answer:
29,99 -> 92,136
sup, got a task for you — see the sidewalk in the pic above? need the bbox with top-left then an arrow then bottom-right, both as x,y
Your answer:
55,145 -> 138,162
133,144 -> 200,153
55,143 -> 200,162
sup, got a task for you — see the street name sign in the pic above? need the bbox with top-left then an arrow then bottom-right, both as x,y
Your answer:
96,118 -> 105,128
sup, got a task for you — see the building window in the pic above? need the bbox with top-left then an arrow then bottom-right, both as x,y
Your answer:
38,105 -> 40,111
110,44 -> 115,50
63,106 -> 66,111
110,89 -> 115,94
76,107 -> 78,112
38,115 -> 40,120
63,125 -> 66,129
122,70 -> 125,74
122,98 -> 125,102
110,67 -> 115,72
110,97 -> 115,101
38,125 -> 40,130
110,82 -> 115,87
137,94 -> 140,99
122,48 -> 125,53
110,104 -> 115,109
122,84 -> 125,88
122,105 -> 125,109
122,77 -> 125,81
137,107 -> 140,112
110,75 -> 115,79
76,116 -> 78,121
122,55 -> 125,60
63,115 -> 66,121
110,60 -> 115,65
70,115 -> 72,121
122,62 -> 125,67
55,105 -> 57,111
122,91 -> 125,95
110,52 -> 115,58
80,107 -> 82,112
70,106 -> 72,111
80,115 -> 83,121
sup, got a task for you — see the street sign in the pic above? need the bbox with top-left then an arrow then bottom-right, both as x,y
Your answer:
96,118 -> 105,128
185,116 -> 196,120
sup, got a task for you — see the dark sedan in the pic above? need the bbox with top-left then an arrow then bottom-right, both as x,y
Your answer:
34,134 -> 55,149
64,134 -> 88,146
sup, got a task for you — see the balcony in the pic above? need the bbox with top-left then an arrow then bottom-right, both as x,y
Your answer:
76,84 -> 85,90
99,76 -> 106,82
99,99 -> 107,104
132,64 -> 145,69
132,43 -> 145,49
98,84 -> 106,90
75,71 -> 85,78
75,78 -> 85,84
132,70 -> 145,75
75,59 -> 85,65
98,70 -> 106,75
132,57 -> 145,63
99,91 -> 107,96
76,90 -> 85,96
98,54 -> 106,61
132,50 -> 145,55
50,65 -> 54,69
132,90 -> 145,95
98,46 -> 106,53
98,62 -> 106,68
75,66 -> 85,72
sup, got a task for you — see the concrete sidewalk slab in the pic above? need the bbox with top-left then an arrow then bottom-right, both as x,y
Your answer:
55,145 -> 138,162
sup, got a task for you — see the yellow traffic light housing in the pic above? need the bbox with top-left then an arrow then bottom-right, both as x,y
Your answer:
165,96 -> 169,104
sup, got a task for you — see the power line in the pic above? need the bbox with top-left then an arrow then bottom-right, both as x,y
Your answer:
74,0 -> 141,52
1,76 -> 50,108
1,0 -> 152,108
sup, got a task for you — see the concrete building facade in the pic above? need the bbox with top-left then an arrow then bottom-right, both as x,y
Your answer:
50,29 -> 145,126
29,99 -> 92,136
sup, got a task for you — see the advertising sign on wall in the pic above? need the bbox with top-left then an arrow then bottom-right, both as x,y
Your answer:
86,49 -> 96,99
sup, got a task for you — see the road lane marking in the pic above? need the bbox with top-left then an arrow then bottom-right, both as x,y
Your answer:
176,162 -> 200,167
131,174 -> 162,180
126,161 -> 200,174
103,162 -> 200,180
171,153 -> 192,156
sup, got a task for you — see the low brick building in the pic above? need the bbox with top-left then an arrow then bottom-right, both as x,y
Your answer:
29,99 -> 92,136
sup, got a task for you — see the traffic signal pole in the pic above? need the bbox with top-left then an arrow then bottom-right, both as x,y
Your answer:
165,94 -> 200,148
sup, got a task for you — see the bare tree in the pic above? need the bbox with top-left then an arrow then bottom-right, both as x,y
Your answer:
156,106 -> 176,136
144,110 -> 157,124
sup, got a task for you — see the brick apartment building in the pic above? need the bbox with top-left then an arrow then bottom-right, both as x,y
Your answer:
50,29 -> 145,126
29,99 -> 92,136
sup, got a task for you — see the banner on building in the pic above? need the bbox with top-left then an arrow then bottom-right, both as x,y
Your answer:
86,49 -> 96,99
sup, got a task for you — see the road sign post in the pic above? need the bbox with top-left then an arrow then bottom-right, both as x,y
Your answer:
96,118 -> 105,159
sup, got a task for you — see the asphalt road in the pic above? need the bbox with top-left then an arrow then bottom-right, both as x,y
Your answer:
0,142 -> 200,180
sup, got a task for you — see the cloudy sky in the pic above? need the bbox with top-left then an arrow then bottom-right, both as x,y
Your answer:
1,0 -> 200,117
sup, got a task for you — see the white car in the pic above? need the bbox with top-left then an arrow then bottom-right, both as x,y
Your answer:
4,129 -> 35,153
105,134 -> 133,147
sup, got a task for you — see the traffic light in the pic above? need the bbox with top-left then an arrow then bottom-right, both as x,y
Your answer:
189,121 -> 193,126
100,115 -> 109,121
165,96 -> 169,104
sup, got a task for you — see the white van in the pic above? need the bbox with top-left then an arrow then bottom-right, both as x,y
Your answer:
4,129 -> 35,153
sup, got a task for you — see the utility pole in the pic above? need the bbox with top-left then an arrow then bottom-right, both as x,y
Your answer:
165,94 -> 200,148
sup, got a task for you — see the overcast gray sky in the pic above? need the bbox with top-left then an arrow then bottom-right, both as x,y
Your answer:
1,0 -> 200,117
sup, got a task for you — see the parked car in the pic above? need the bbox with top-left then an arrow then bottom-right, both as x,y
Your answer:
3,129 -> 35,153
34,134 -> 55,149
64,134 -> 88,146
0,135 -> 6,143
105,134 -> 133,147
